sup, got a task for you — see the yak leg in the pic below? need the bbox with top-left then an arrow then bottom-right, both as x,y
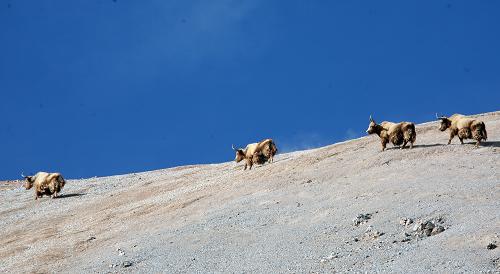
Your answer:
458,137 -> 464,144
401,140 -> 407,149
410,141 -> 414,149
448,132 -> 455,145
381,139 -> 388,151
246,158 -> 253,170
475,139 -> 481,148
35,191 -> 41,200
52,192 -> 58,199
49,184 -> 56,195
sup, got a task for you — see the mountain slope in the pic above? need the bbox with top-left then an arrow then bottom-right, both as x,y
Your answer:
1,112 -> 499,273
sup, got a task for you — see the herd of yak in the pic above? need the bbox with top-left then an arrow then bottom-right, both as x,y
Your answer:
21,113 -> 488,200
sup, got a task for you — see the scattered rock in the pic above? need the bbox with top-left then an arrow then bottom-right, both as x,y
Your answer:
86,236 -> 96,242
493,258 -> 500,268
409,218 -> 446,239
353,213 -> 372,226
320,253 -> 339,263
487,243 -> 497,250
364,226 -> 384,239
431,226 -> 445,236
122,261 -> 133,268
117,248 -> 125,256
399,217 -> 413,227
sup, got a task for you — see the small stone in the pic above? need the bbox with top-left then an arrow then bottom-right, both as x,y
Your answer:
372,231 -> 384,239
423,228 -> 433,236
424,221 -> 435,230
431,226 -> 445,236
122,261 -> 133,268
487,243 -> 497,250
353,213 -> 372,226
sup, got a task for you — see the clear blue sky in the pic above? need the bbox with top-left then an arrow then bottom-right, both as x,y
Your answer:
1,1 -> 499,179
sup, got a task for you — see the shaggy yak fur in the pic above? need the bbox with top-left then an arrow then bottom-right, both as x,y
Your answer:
436,113 -> 487,147
366,115 -> 416,151
233,139 -> 278,170
23,172 -> 66,200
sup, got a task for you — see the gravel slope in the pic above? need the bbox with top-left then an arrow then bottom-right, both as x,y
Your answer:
1,112 -> 499,273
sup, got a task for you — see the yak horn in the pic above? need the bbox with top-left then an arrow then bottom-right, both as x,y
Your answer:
369,115 -> 374,122
21,172 -> 27,178
232,144 -> 237,151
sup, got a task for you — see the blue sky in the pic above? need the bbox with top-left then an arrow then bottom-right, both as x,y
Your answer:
1,1 -> 499,179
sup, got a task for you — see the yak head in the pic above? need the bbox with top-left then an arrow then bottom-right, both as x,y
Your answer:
436,114 -> 451,131
232,145 -> 246,163
22,173 -> 34,190
366,115 -> 378,134
270,142 -> 278,155
55,174 -> 66,188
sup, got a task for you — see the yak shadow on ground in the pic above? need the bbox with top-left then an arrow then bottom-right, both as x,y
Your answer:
482,141 -> 500,147
412,143 -> 445,149
384,143 -> 444,150
57,193 -> 86,199
459,141 -> 500,147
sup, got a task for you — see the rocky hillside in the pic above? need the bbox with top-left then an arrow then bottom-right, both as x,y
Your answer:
1,112 -> 499,273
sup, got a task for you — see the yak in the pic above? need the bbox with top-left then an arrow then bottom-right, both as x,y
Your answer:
232,139 -> 277,170
366,115 -> 416,151
23,171 -> 66,200
436,113 -> 487,147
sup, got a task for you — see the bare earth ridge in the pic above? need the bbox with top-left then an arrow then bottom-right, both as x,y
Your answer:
1,112 -> 499,273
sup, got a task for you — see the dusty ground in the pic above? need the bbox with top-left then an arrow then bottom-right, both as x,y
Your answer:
1,112 -> 499,273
